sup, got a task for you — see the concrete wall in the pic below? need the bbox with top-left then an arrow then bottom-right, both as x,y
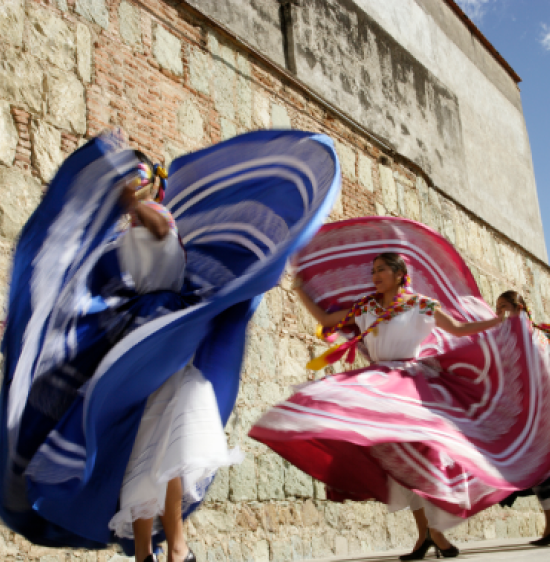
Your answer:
0,1 -> 550,561
189,0 -> 547,263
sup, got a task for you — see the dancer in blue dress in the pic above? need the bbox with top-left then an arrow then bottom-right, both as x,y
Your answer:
0,129 -> 341,561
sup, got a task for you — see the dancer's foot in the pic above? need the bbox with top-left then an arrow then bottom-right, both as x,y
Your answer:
168,544 -> 196,562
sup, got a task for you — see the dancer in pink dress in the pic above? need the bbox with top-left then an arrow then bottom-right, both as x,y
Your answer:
496,290 -> 550,548
249,217 -> 550,560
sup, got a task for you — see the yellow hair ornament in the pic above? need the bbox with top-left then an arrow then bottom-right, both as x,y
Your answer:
155,166 -> 168,179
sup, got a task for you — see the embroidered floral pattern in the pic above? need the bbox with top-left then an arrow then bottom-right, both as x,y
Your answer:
360,295 -> 439,319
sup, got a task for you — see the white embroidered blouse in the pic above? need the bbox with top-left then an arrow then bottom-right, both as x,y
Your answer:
354,295 -> 439,362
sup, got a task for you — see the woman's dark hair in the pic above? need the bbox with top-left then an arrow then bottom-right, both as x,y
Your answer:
133,149 -> 153,170
498,290 -> 527,311
373,252 -> 408,286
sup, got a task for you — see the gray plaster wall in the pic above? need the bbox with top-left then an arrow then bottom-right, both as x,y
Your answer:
183,0 -> 286,68
187,0 -> 547,263
353,0 -> 546,262
292,0 -> 468,229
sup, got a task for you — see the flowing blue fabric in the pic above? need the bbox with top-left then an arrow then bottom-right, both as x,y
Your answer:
0,129 -> 340,551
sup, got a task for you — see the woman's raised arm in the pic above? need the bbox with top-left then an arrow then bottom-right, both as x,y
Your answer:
435,307 -> 505,337
293,280 -> 353,328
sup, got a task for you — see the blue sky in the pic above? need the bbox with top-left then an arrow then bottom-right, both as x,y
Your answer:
455,0 -> 550,260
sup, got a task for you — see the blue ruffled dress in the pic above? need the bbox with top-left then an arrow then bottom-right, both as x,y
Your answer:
0,129 -> 341,552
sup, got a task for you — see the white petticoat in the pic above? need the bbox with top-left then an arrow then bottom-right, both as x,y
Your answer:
109,363 -> 242,539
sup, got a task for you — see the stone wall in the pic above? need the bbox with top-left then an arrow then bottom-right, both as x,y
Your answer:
0,1 -> 549,561
185,0 -> 547,263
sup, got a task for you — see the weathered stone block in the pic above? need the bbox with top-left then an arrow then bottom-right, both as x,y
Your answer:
358,153 -> 374,192
163,141 -> 186,169
206,466 -> 229,502
237,54 -> 252,129
396,182 -> 405,216
46,68 -> 86,134
26,6 -> 75,72
243,328 -> 279,380
242,539 -> 269,562
220,117 -> 237,141
253,92 -> 270,129
478,274 -> 493,305
191,508 -> 234,534
229,455 -> 257,501
334,535 -> 348,556
257,453 -> 285,500
311,534 -> 332,558
270,540 -> 292,562
375,201 -> 388,216
271,103 -> 291,129
302,498 -> 320,526
0,166 -> 42,239
31,120 -> 63,182
153,24 -> 183,76
119,1 -> 142,49
334,140 -> 356,181
177,99 -> 204,141
55,0 -> 68,12
251,287 -> 283,331
206,544 -> 227,562
0,0 -> 24,47
211,39 -> 236,121
189,47 -> 211,96
314,479 -> 327,500
0,49 -> 44,113
291,535 -> 306,560
188,541 -> 207,562
75,0 -> 109,30
285,463 -> 313,498
0,101 -> 18,166
279,336 -> 310,384
404,187 -> 421,222
379,164 -> 397,213
227,540 -> 244,562
76,23 -> 92,83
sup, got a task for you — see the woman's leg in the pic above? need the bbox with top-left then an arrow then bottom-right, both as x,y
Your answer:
429,527 -> 452,551
411,508 -> 429,550
133,518 -> 154,562
159,477 -> 190,562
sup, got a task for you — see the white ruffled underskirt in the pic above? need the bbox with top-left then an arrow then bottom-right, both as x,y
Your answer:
109,362 -> 242,539
387,478 -> 464,531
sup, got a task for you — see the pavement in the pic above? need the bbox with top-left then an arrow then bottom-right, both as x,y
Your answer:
306,538 -> 550,561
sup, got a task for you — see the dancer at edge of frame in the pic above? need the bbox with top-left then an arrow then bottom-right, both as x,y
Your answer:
249,216 -> 550,561
496,290 -> 550,548
0,129 -> 341,562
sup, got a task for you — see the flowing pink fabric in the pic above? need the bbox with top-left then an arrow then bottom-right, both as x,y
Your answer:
249,217 -> 550,522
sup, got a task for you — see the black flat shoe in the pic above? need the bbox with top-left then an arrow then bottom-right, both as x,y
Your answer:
399,536 -> 435,560
184,549 -> 197,562
143,556 -> 157,562
530,534 -> 550,546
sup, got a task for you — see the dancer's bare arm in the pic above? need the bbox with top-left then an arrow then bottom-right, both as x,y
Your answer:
435,308 -> 509,337
293,278 -> 353,328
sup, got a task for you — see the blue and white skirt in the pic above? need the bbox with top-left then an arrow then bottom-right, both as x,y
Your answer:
0,129 -> 341,552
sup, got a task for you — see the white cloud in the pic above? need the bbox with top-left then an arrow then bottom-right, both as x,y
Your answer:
542,24 -> 550,51
455,0 -> 494,23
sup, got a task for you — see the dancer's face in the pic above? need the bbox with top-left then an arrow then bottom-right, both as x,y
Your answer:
372,258 -> 402,294
496,297 -> 517,318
